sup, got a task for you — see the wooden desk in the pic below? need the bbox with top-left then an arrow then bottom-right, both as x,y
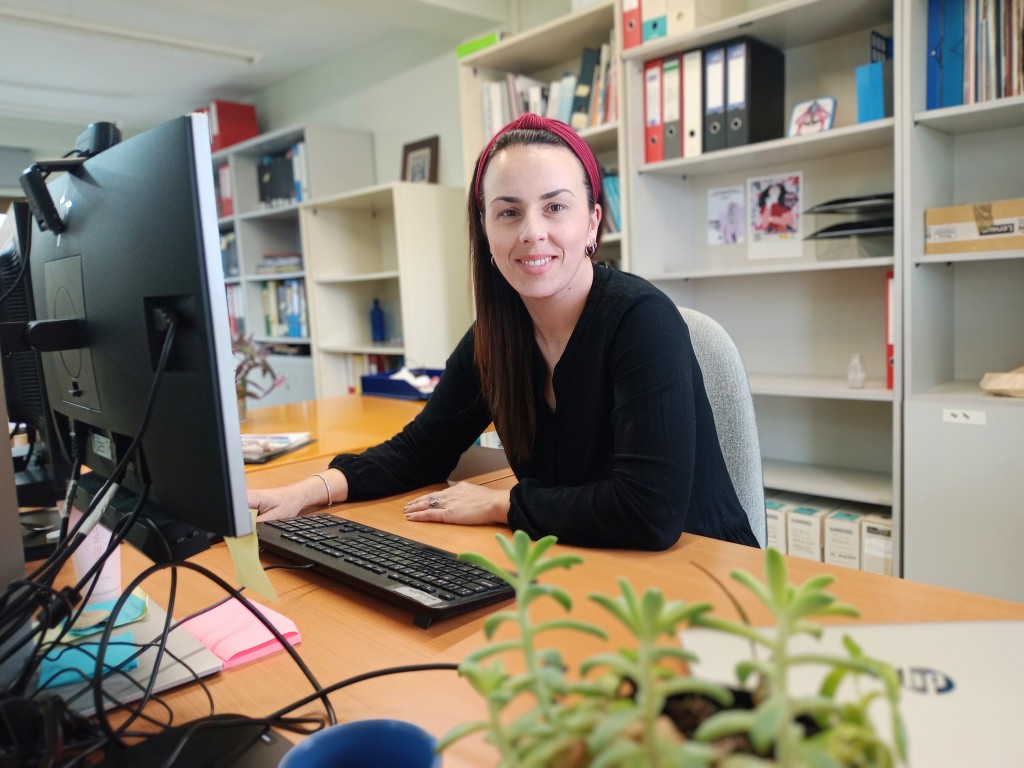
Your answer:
116,464 -> 1024,766
241,394 -> 424,471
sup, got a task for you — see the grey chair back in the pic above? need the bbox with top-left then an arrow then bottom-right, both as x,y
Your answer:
679,307 -> 766,547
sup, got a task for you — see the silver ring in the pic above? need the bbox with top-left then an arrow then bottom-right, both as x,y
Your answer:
427,496 -> 440,509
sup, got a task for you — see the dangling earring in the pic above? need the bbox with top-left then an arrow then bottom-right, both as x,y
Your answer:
585,241 -> 598,258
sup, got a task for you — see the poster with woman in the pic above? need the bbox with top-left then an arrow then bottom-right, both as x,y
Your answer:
747,172 -> 803,259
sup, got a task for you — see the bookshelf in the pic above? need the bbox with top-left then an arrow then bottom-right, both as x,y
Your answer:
300,182 -> 473,398
212,124 -> 375,405
900,0 -> 1024,602
454,0 -> 1024,594
457,0 -> 627,267
621,0 -> 898,535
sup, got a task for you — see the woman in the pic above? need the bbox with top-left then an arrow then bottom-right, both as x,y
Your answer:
248,113 -> 758,550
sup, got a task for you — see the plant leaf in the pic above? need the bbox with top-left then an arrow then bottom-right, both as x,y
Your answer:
750,694 -> 786,753
763,547 -> 790,608
659,676 -> 735,705
435,719 -> 490,752
694,709 -> 757,742
533,618 -> 608,640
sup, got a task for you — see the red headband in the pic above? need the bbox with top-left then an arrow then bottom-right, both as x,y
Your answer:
473,113 -> 601,212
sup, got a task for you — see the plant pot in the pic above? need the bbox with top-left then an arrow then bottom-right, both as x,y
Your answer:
278,719 -> 440,768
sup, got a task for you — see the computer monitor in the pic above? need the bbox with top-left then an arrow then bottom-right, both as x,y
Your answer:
0,200 -> 71,511
25,113 -> 251,559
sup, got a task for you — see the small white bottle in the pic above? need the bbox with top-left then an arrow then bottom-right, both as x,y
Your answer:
847,352 -> 866,389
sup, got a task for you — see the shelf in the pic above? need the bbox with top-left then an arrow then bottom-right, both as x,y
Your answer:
212,124 -> 307,162
910,381 -> 1024,406
579,121 -> 619,154
622,0 -> 891,62
319,342 -> 406,356
253,336 -> 311,345
316,271 -> 400,285
749,374 -> 894,402
460,0 -> 614,72
248,271 -> 304,281
762,459 -> 893,506
913,249 -> 1024,266
915,95 -> 1024,136
237,206 -> 301,223
646,256 -> 894,280
639,119 -> 894,179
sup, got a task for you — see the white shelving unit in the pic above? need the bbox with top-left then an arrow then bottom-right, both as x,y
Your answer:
300,183 -> 473,398
457,0 -> 627,267
212,124 -> 376,405
455,0 -> 1024,591
621,1 -> 899,524
900,0 -> 1024,602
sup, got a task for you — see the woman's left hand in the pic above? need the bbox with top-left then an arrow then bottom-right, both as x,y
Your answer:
404,481 -> 511,526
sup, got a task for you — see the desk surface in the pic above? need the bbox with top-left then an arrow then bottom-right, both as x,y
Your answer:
114,461 -> 1024,766
241,394 -> 423,471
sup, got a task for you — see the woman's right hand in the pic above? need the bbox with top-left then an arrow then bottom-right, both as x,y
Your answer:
247,485 -> 307,522
247,468 -> 349,522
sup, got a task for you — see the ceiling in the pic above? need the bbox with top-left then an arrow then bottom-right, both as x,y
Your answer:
0,0 -> 505,132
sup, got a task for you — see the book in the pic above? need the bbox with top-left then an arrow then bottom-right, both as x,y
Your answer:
241,432 -> 314,464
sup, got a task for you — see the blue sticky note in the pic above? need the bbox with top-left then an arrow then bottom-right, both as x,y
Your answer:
39,632 -> 138,689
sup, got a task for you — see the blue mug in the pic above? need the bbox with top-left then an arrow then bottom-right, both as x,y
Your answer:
279,719 -> 441,768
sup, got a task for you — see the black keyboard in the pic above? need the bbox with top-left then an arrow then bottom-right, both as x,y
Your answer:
256,514 -> 514,628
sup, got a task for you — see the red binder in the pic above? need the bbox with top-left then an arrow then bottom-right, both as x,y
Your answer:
885,270 -> 894,390
621,0 -> 642,50
643,58 -> 664,163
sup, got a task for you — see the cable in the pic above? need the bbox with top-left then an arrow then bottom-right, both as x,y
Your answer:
86,559 -> 338,744
0,319 -> 178,668
267,662 -> 460,721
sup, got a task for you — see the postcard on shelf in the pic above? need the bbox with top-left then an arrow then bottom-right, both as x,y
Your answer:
747,171 -> 803,259
241,432 -> 314,464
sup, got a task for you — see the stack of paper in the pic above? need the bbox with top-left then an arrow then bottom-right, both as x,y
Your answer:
241,432 -> 313,464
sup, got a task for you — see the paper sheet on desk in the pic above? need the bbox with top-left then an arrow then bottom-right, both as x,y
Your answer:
180,598 -> 300,669
225,509 -> 278,602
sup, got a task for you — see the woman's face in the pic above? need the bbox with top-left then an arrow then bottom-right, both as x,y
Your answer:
481,143 -> 600,305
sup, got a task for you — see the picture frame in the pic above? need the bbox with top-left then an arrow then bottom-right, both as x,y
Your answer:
401,136 -> 439,183
788,97 -> 836,137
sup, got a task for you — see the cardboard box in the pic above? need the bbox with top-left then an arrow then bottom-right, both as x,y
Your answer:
787,497 -> 842,561
824,502 -> 886,570
763,491 -> 807,554
924,198 -> 1024,255
861,512 -> 894,576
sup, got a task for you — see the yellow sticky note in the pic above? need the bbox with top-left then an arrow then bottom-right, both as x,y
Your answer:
224,510 -> 278,603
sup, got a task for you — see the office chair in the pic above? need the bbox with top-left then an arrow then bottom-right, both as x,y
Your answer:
679,307 -> 767,547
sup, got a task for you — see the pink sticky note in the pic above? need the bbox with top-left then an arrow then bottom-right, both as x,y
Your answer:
180,598 -> 300,669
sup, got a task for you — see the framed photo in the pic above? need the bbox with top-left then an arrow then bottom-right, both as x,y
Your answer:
401,136 -> 439,183
788,97 -> 836,137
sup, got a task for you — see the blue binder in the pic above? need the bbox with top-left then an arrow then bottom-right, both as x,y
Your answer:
939,0 -> 964,108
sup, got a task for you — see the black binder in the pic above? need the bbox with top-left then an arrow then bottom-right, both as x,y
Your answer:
702,45 -> 726,152
724,37 -> 785,148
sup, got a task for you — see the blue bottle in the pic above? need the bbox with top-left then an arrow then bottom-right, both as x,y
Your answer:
370,298 -> 385,343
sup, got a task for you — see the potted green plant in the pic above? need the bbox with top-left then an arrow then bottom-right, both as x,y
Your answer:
232,333 -> 284,418
438,532 -> 906,767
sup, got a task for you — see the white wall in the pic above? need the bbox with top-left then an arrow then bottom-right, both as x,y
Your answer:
251,29 -> 467,186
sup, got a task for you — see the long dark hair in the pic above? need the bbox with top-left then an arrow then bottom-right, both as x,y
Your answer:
468,128 -> 600,463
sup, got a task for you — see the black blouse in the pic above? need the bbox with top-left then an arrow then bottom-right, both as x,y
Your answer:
330,266 -> 758,551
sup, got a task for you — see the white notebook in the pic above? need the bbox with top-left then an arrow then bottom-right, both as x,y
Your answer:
681,620 -> 1024,767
